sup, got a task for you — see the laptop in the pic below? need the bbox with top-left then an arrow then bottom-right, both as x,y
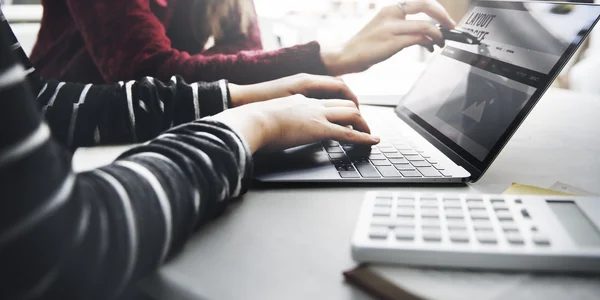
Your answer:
255,1 -> 600,183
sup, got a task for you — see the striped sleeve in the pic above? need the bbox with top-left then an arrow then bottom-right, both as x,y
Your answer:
0,23 -> 253,300
0,10 -> 232,150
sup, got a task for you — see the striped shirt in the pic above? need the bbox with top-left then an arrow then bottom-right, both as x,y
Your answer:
0,11 -> 253,300
0,9 -> 232,151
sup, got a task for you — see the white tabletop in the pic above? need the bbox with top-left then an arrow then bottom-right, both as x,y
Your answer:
84,88 -> 597,300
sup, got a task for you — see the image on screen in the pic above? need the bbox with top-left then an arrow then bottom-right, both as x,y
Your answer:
400,2 -> 600,161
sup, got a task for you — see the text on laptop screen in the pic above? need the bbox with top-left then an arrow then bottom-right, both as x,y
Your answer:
400,2 -> 600,162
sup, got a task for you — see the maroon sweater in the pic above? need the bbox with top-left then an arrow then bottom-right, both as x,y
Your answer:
30,0 -> 329,85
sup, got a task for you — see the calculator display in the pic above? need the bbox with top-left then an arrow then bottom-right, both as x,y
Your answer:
547,201 -> 600,247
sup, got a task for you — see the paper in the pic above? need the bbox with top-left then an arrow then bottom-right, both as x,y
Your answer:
371,266 -> 527,300
549,181 -> 597,196
370,266 -> 600,300
502,182 -> 575,196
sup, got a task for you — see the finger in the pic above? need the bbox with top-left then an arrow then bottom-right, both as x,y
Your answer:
303,75 -> 359,107
326,123 -> 380,145
393,20 -> 444,47
320,99 -> 358,109
324,107 -> 371,134
402,0 -> 456,29
419,37 -> 435,53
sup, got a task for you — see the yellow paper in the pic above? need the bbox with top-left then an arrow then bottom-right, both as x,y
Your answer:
502,182 -> 576,196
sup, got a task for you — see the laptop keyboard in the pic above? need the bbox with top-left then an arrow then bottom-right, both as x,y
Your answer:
322,139 -> 452,179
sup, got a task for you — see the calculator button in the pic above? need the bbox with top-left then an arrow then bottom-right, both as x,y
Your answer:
397,209 -> 415,217
397,204 -> 415,210
421,210 -> 439,218
372,218 -> 414,228
369,227 -> 389,239
375,195 -> 393,201
501,223 -> 520,232
421,218 -> 441,228
467,201 -> 486,209
395,229 -> 415,241
495,210 -> 513,221
449,232 -> 470,243
372,207 -> 392,217
445,206 -> 462,211
422,230 -> 443,242
532,235 -> 551,246
492,202 -> 508,210
447,223 -> 468,231
443,200 -> 462,208
472,221 -> 493,231
420,199 -> 438,206
505,233 -> 525,245
476,233 -> 498,244
469,207 -> 486,212
469,211 -> 490,220
444,211 -> 465,219
374,201 -> 392,208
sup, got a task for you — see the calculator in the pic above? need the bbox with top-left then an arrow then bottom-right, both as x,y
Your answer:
351,192 -> 600,273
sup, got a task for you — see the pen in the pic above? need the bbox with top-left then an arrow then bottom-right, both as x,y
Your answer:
436,24 -> 482,45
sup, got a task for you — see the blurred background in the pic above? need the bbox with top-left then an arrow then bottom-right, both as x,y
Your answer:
1,0 -> 599,95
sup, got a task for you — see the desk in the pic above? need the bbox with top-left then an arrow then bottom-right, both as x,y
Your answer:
73,88 -> 600,299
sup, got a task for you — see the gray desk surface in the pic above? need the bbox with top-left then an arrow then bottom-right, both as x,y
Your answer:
73,88 -> 600,300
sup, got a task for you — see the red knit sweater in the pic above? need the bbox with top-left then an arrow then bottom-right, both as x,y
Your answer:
30,0 -> 329,85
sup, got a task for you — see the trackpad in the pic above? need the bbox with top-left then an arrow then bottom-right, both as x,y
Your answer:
254,143 -> 338,181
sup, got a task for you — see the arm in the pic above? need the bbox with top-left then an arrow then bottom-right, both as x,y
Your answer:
64,0 -> 327,85
0,33 -> 252,300
38,76 -> 230,150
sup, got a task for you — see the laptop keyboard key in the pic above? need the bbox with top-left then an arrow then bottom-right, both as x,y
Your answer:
417,167 -> 443,178
411,161 -> 431,167
369,154 -> 386,160
394,164 -> 415,171
400,150 -> 418,155
326,147 -> 344,153
331,158 -> 350,165
355,162 -> 382,178
372,160 -> 392,166
339,171 -> 360,178
329,153 -> 346,159
378,147 -> 398,153
440,170 -> 453,177
384,152 -> 403,158
389,158 -> 408,164
405,155 -> 424,161
376,166 -> 403,177
401,170 -> 422,177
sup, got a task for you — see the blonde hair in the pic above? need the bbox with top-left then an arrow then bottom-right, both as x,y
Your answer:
192,0 -> 255,41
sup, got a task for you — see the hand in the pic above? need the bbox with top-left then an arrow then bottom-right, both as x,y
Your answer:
322,0 -> 456,76
228,73 -> 358,108
209,94 -> 380,153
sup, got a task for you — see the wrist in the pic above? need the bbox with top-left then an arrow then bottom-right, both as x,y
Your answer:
321,49 -> 346,77
210,108 -> 270,154
228,83 -> 245,108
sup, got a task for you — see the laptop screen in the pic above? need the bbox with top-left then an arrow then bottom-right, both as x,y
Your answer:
397,1 -> 600,169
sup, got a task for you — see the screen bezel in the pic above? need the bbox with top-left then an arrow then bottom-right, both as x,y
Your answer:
395,0 -> 600,182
